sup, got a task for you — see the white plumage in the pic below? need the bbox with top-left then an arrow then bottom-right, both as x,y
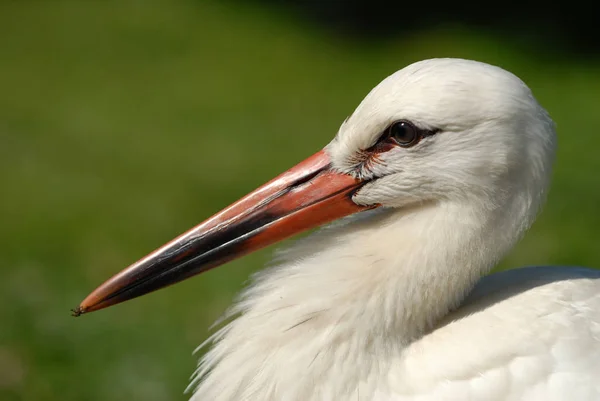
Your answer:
188,59 -> 600,400
77,58 -> 600,401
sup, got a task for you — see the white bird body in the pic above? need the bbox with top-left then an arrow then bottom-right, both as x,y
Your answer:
77,58 -> 600,401
187,59 -> 600,400
189,210 -> 600,401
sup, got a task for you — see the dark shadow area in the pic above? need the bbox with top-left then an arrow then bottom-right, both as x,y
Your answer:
242,1 -> 599,57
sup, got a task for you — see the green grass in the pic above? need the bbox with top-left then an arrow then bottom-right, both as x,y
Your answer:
1,1 -> 599,400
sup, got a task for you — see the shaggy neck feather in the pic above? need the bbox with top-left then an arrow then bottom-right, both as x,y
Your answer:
189,198 -> 522,401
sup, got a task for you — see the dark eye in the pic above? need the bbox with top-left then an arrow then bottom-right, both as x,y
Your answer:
389,121 -> 419,147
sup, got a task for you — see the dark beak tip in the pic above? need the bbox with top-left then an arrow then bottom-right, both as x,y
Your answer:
71,306 -> 83,317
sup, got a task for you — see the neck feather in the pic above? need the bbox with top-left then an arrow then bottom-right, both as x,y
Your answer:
189,200 -> 522,401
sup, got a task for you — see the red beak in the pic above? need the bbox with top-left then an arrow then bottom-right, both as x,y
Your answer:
74,149 -> 377,315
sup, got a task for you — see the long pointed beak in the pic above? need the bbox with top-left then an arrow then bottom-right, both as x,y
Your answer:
74,150 -> 376,315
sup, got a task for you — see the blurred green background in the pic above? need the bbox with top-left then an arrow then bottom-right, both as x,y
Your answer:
1,1 -> 599,400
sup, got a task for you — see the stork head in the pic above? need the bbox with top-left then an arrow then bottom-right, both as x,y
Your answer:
330,58 -> 555,210
74,58 -> 556,315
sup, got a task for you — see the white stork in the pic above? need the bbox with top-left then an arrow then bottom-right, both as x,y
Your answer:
75,58 -> 600,401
